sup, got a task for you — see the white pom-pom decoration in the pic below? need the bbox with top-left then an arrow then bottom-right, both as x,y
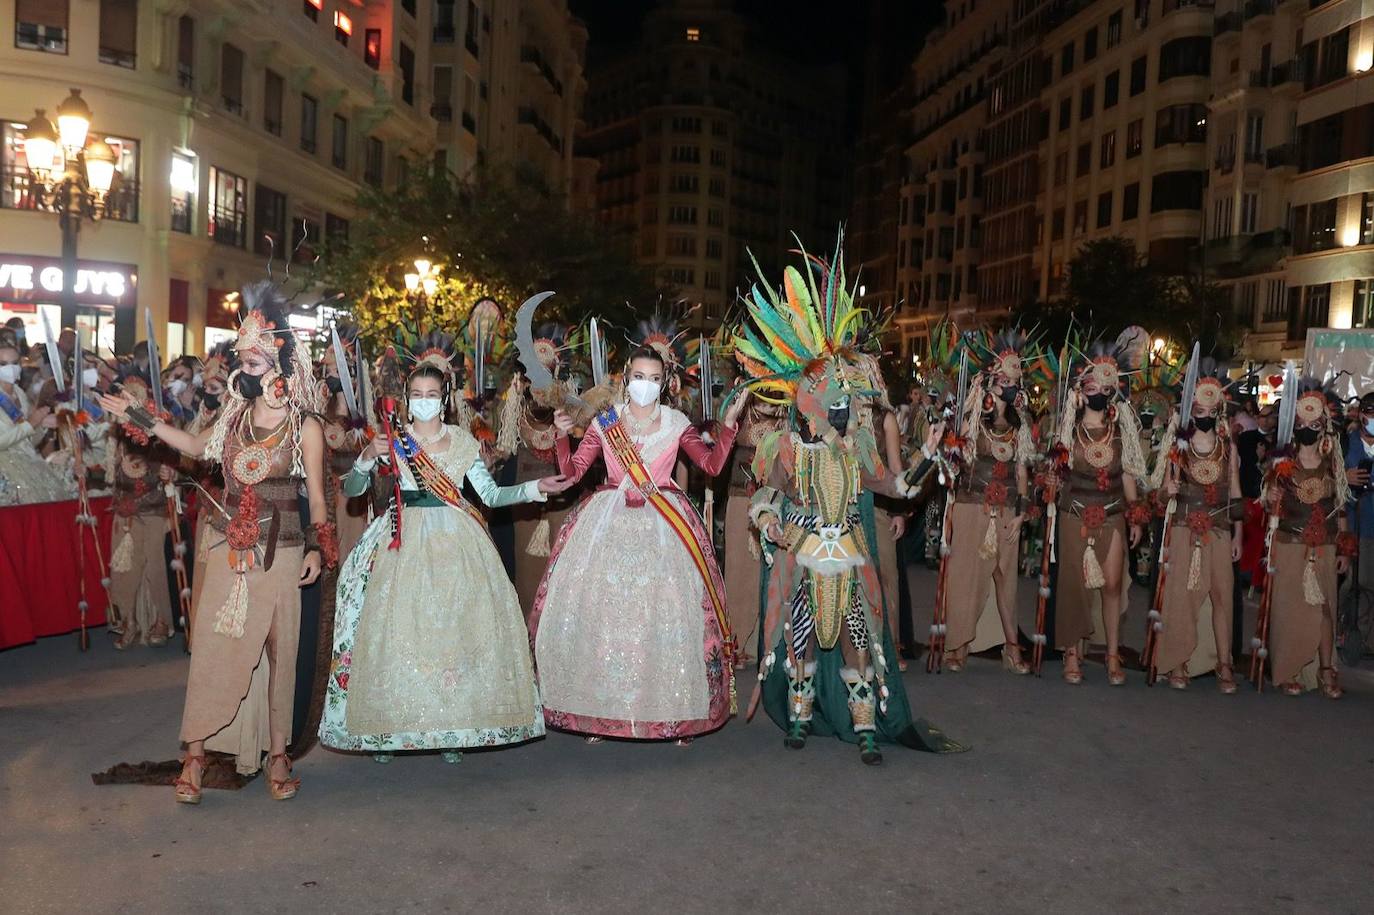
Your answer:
173,542 -> 188,557
1147,609 -> 1161,621
77,600 -> 88,612
1257,647 -> 1269,659
100,577 -> 111,588
169,559 -> 185,572
180,588 -> 192,599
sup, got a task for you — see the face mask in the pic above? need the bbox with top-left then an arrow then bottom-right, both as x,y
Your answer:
202,392 -> 221,411
1085,392 -> 1111,412
627,378 -> 662,407
0,363 -> 20,384
168,378 -> 188,396
1000,384 -> 1021,405
325,376 -> 344,394
828,403 -> 851,437
82,368 -> 99,387
409,397 -> 443,422
1364,418 -> 1374,436
1193,416 -> 1216,433
191,372 -> 203,387
235,372 -> 264,399
1295,426 -> 1321,446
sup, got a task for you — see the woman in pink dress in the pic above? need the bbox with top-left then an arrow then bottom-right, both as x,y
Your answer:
529,345 -> 748,743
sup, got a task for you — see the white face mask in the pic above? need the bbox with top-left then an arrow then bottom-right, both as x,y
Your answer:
409,397 -> 443,422
627,378 -> 662,407
168,378 -> 188,396
0,363 -> 20,384
82,368 -> 99,387
191,372 -> 203,387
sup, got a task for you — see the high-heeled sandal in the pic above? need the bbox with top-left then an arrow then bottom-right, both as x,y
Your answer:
1215,662 -> 1238,695
1062,649 -> 1083,685
174,754 -> 206,805
583,736 -> 604,745
1319,666 -> 1343,700
1167,667 -> 1188,690
1002,644 -> 1031,675
1106,653 -> 1126,687
1281,680 -> 1304,696
266,753 -> 299,801
944,651 -> 965,673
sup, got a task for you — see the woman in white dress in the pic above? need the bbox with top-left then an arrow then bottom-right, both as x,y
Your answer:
320,338 -> 571,763
0,332 -> 70,505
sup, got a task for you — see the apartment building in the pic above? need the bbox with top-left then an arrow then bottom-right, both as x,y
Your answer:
577,0 -> 848,324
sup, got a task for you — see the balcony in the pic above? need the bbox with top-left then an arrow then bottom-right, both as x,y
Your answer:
1244,0 -> 1276,17
520,46 -> 564,97
430,102 -> 453,122
1201,228 -> 1290,277
1214,11 -> 1241,35
1249,69 -> 1270,88
1270,59 -> 1305,87
1265,143 -> 1297,169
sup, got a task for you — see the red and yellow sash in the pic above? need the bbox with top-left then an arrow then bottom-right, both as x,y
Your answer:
597,408 -> 733,649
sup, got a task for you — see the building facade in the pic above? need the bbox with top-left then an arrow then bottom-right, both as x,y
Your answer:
576,0 -> 848,325
0,0 -> 593,358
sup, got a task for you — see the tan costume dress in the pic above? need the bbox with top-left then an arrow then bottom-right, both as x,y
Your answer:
723,406 -> 782,659
1153,442 -> 1233,677
1054,432 -> 1130,649
511,418 -> 574,615
1266,463 -> 1340,690
179,424 -> 304,762
107,446 -> 172,642
945,437 -> 1023,653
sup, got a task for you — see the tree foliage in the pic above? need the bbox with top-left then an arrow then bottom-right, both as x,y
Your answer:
314,164 -> 666,344
1011,236 -> 1240,357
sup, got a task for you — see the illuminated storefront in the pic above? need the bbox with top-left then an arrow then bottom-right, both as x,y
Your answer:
0,254 -> 135,352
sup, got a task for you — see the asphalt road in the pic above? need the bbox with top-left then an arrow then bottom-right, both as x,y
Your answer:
2,569 -> 1370,915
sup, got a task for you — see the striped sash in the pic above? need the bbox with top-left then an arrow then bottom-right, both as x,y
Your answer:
391,428 -> 489,533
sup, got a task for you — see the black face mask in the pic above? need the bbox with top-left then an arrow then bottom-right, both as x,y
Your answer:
201,392 -> 221,411
828,404 -> 851,438
1295,426 -> 1321,446
1193,416 -> 1216,433
1085,392 -> 1111,412
235,373 -> 263,400
1000,385 -> 1021,405
325,376 -> 343,394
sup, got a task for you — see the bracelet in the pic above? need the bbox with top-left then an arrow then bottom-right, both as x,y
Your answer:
1337,531 -> 1358,559
304,521 -> 340,568
125,405 -> 157,432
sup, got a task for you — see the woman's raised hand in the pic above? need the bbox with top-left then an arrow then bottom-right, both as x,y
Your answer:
553,410 -> 574,435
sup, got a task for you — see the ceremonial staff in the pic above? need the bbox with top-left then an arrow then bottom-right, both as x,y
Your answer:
1250,360 -> 1296,690
143,307 -> 192,650
1032,339 -> 1072,676
927,344 -> 969,673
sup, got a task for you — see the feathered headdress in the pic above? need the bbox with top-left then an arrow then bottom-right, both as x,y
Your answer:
962,327 -> 1037,464
1056,337 -> 1149,484
204,280 -> 320,477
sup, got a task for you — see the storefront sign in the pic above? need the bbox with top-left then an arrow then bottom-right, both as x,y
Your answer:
0,255 -> 137,307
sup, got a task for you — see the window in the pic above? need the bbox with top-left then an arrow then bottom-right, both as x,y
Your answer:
1097,191 -> 1113,228
208,166 -> 247,247
1052,207 -> 1065,240
668,205 -> 697,224
1158,36 -> 1210,82
300,94 -> 318,153
364,137 -> 383,186
1061,42 -> 1074,77
1104,70 -> 1119,109
15,0 -> 68,53
671,145 -> 701,163
1076,141 -> 1091,177
303,0 -> 321,21
709,148 -> 726,167
1290,198 -> 1338,254
1123,182 -> 1140,220
1073,199 -> 1088,237
1084,27 -> 1098,62
1129,55 -> 1147,95
707,208 -> 724,227
1107,10 -> 1123,48
334,10 -> 352,46
1150,170 -> 1207,214
671,116 -> 702,133
254,185 -> 287,256
331,114 -> 348,169
401,0 -> 416,16
99,0 -> 137,68
667,235 -> 697,256
1080,85 -> 1094,120
435,0 -> 455,40
1305,27 -> 1350,90
1212,196 -> 1233,237
670,174 -> 699,194
365,29 -> 382,70
98,135 -> 139,222
1240,192 -> 1258,234
263,70 -> 284,136
326,213 -> 349,244
708,176 -> 725,197
465,0 -> 480,56
176,15 -> 193,88
221,43 -> 245,115
1363,193 -> 1374,245
432,66 -> 453,121
1288,284 -> 1330,341
705,237 -> 723,259
399,42 -> 415,105
686,27 -> 700,42
462,74 -> 477,132
1154,104 -> 1207,146
1058,96 -> 1071,131
1100,131 -> 1116,168
1126,118 -> 1143,157
169,150 -> 196,234
1054,151 -> 1068,186
704,270 -> 721,290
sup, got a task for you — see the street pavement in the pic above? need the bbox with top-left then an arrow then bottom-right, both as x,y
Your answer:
2,567 -> 1371,915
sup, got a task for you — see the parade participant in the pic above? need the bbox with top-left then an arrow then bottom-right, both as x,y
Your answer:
318,322 -> 372,560
1148,361 -> 1242,692
162,356 -> 200,425
99,280 -> 333,803
105,372 -> 175,649
722,394 -> 787,667
1046,340 -> 1151,686
529,342 -> 745,744
938,331 -> 1037,674
1260,377 -> 1350,697
0,331 -> 69,505
1342,391 -> 1374,654
320,330 -> 571,762
857,356 -> 910,670
735,242 -> 964,765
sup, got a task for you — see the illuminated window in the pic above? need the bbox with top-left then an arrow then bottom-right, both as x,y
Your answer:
303,0 -> 321,21
685,27 -> 699,42
334,11 -> 351,46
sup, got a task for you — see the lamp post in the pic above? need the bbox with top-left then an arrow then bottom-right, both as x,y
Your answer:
403,257 -> 442,325
20,88 -> 119,336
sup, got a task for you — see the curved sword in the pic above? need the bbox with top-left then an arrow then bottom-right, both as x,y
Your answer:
330,322 -> 360,420
515,291 -> 586,411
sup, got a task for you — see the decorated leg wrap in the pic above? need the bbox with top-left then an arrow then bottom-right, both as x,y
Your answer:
840,666 -> 877,733
783,660 -> 816,749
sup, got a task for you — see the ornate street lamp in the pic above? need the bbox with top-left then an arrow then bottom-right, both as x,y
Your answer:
21,88 -> 120,331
